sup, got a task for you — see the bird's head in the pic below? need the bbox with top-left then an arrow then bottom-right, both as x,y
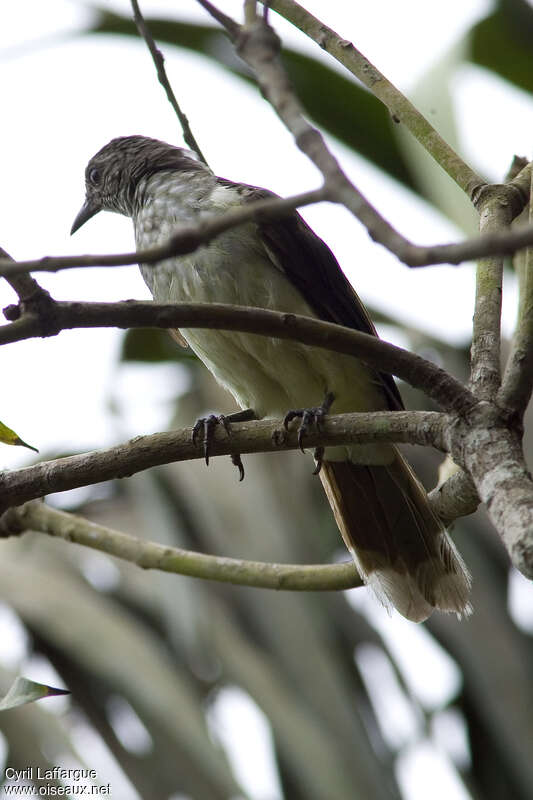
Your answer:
71,135 -> 207,234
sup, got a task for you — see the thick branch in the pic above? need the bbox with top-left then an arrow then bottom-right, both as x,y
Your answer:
0,300 -> 476,413
0,410 -> 446,514
265,0 -> 482,198
450,405 -> 533,579
470,186 -> 514,400
499,168 -> 533,416
0,501 -> 362,591
131,0 -> 208,164
428,470 -> 479,527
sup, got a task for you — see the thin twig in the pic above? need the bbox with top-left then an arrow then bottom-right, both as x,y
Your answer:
0,187 -> 327,276
196,0 -> 240,35
1,186 -> 533,284
131,0 -> 208,165
0,299 -> 476,413
0,501 -> 362,591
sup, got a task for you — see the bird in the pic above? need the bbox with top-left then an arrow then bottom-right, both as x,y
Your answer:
71,135 -> 471,622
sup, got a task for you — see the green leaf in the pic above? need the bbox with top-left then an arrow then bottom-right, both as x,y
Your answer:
121,328 -> 197,362
471,0 -> 533,95
0,677 -> 69,711
88,10 -> 417,192
0,420 -> 38,452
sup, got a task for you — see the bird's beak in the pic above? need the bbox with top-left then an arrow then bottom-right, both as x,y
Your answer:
70,199 -> 101,235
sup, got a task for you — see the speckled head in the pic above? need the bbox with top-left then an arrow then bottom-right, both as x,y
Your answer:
70,135 -> 208,234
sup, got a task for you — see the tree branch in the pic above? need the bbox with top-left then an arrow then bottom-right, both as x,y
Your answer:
264,0 -> 483,198
196,0 -> 240,36
0,187 -> 327,276
1,182 -> 533,284
0,410 -> 446,514
428,470 -> 479,527
470,186 -> 515,400
0,300 -> 476,414
0,501 -> 363,591
449,404 -> 533,579
195,2 -> 530,268
0,246 -> 56,329
231,9 -> 427,260
498,167 -> 533,416
131,0 -> 208,165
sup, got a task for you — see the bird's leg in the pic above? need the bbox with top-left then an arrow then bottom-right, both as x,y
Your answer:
283,391 -> 335,475
192,408 -> 257,481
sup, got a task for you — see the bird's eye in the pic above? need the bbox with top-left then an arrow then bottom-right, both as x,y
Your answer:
88,168 -> 101,185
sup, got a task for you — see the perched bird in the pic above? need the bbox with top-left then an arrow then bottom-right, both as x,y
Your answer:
71,135 -> 471,622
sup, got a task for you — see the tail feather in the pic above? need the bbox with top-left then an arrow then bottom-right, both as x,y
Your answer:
319,448 -> 471,622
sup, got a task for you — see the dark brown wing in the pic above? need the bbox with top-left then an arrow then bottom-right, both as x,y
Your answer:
217,178 -> 403,411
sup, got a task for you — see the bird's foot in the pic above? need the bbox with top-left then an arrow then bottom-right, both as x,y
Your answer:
283,391 -> 335,474
191,408 -> 257,481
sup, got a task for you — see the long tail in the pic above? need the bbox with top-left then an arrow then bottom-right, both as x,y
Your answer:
319,448 -> 471,622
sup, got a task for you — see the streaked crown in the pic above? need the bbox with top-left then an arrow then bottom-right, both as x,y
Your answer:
71,135 -> 208,233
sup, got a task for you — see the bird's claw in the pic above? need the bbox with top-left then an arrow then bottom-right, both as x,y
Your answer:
312,446 -> 325,475
231,453 -> 245,482
192,413 -> 245,480
192,414 -> 221,465
283,392 -> 334,472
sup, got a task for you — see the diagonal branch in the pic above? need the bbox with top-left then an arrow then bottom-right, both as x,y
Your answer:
0,187 -> 326,276
197,1 -> 484,265
1,187 -> 533,283
0,410 -> 446,514
0,300 -> 476,413
196,0 -> 240,35
131,0 -> 208,165
0,246 -> 54,318
264,0 -> 482,198
231,10 -> 419,259
0,500 -> 362,591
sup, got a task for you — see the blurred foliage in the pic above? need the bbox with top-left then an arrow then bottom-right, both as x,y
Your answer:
2,3 -> 533,799
121,327 -> 195,362
471,0 -> 533,95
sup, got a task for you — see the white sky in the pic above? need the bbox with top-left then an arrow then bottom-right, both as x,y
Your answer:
1,2 -> 531,798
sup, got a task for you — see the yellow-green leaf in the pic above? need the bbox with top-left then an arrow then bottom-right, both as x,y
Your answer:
0,677 -> 69,711
0,420 -> 38,452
